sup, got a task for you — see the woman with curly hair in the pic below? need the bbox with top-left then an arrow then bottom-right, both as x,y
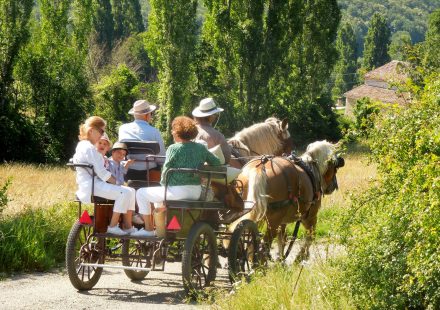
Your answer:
133,116 -> 221,237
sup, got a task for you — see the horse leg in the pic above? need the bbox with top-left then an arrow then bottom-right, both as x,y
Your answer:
277,224 -> 287,260
295,228 -> 314,263
294,202 -> 320,263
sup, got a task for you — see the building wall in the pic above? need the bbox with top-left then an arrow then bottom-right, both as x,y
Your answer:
344,97 -> 357,118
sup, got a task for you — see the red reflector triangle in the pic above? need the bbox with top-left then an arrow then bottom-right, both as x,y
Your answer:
166,215 -> 181,230
79,210 -> 93,225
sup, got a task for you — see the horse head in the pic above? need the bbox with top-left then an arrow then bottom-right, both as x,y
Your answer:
229,117 -> 292,161
265,117 -> 293,155
303,140 -> 345,195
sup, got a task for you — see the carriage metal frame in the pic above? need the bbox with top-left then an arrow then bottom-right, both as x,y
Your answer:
66,142 -> 269,297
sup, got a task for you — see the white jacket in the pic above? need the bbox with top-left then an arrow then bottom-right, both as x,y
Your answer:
73,140 -> 112,203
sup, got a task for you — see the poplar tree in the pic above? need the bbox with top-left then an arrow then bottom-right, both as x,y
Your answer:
0,0 -> 33,112
112,0 -> 144,41
201,0 -> 266,128
332,22 -> 358,99
423,9 -> 440,71
146,0 -> 198,142
14,0 -> 90,160
363,13 -> 391,70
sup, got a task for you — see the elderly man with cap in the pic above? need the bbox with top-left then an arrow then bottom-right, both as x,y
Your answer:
118,100 -> 166,175
192,97 -> 231,164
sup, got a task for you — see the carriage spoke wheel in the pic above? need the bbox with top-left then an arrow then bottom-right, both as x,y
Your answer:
122,239 -> 151,280
182,222 -> 217,298
228,220 -> 260,283
66,221 -> 104,290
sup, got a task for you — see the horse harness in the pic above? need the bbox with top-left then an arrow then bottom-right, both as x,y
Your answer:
256,154 -> 322,218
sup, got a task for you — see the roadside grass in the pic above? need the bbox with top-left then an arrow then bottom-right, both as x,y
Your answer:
0,202 -> 80,276
213,259 -> 353,310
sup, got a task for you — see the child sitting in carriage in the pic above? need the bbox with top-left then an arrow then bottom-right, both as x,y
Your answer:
95,132 -> 112,169
108,142 -> 134,186
73,116 -> 137,236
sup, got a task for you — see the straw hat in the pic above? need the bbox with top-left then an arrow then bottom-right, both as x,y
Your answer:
192,98 -> 223,117
128,100 -> 157,115
111,142 -> 128,153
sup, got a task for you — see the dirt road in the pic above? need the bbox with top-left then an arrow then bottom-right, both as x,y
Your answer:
0,260 -> 231,310
0,244 -> 342,310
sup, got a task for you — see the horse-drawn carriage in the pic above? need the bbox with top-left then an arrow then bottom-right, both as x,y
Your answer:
66,141 -> 267,297
65,118 -> 345,297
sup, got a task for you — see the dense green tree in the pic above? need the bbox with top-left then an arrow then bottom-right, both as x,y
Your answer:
423,9 -> 440,72
0,0 -> 33,112
389,31 -> 412,61
146,0 -> 198,142
112,0 -> 145,41
201,0 -> 266,126
363,13 -> 391,70
93,64 -> 146,139
271,0 -> 341,143
338,0 -> 438,55
332,22 -> 358,100
93,0 -> 114,49
13,0 -> 91,161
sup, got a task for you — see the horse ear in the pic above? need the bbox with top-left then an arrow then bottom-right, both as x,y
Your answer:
281,118 -> 289,130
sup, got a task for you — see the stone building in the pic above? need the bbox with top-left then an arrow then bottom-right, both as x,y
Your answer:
344,60 -> 410,117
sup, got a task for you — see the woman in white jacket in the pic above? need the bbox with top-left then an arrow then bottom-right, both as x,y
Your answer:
73,116 -> 136,236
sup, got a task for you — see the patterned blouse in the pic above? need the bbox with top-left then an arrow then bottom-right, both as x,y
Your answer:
160,142 -> 221,186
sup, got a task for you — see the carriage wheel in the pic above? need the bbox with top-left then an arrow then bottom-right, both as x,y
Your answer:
277,221 -> 301,261
228,220 -> 261,283
122,239 -> 150,281
66,221 -> 104,290
182,222 -> 217,297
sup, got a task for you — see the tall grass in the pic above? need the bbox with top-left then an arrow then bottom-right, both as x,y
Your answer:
0,203 -> 78,274
214,260 -> 353,310
0,163 -> 76,216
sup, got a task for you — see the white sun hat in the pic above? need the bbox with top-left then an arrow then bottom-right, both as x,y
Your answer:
128,99 -> 157,115
192,97 -> 224,117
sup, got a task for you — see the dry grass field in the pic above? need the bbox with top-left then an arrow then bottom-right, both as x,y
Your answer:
0,163 -> 77,216
322,150 -> 377,209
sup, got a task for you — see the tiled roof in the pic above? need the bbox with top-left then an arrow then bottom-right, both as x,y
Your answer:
364,60 -> 409,83
343,84 -> 408,105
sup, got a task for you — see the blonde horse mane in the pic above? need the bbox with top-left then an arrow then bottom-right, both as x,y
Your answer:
228,118 -> 290,157
301,140 -> 339,176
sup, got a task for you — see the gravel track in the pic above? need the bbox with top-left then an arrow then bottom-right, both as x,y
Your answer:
0,243 -> 343,309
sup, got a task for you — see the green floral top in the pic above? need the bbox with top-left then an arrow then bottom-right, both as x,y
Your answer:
160,142 -> 221,186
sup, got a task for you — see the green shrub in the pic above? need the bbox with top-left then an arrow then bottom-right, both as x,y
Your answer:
340,76 -> 440,308
0,177 -> 12,216
0,203 -> 78,273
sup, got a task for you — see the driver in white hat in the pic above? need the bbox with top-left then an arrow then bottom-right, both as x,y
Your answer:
192,97 -> 231,164
118,99 -> 166,171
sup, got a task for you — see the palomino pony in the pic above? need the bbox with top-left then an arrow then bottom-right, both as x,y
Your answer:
228,140 -> 345,261
228,117 -> 293,168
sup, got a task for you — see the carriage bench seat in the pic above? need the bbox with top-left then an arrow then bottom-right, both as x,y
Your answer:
166,200 -> 227,210
92,196 -> 115,204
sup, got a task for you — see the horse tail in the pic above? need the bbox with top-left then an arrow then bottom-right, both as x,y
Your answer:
244,163 -> 268,221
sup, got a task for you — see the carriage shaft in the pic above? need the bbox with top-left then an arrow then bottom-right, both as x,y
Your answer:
80,263 -> 151,272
